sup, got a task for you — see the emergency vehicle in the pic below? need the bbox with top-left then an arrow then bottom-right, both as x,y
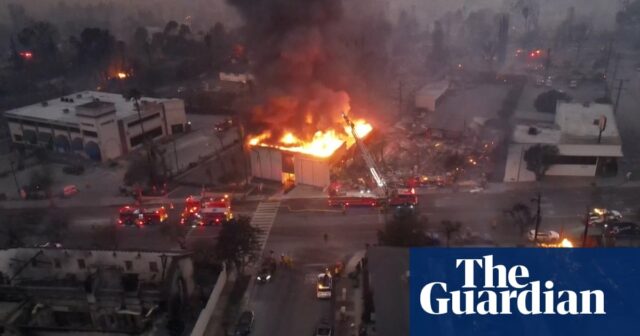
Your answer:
180,193 -> 233,227
118,205 -> 168,226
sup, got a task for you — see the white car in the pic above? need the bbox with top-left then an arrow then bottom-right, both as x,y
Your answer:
528,229 -> 559,243
316,273 -> 332,299
588,208 -> 623,225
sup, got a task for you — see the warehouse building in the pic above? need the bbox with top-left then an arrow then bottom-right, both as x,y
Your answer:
250,145 -> 347,188
504,102 -> 623,182
4,91 -> 187,161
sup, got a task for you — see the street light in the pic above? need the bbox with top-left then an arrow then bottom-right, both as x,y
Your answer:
8,160 -> 21,196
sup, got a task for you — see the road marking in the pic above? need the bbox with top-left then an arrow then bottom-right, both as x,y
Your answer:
250,200 -> 281,252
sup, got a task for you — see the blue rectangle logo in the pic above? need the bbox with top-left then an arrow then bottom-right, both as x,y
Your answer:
409,248 -> 640,336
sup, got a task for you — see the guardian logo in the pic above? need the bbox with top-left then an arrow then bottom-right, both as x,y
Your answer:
409,249 -> 640,336
419,255 -> 605,315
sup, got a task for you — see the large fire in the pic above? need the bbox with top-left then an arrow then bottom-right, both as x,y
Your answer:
248,119 -> 372,158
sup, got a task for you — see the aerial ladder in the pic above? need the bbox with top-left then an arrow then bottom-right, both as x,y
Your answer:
342,112 -> 388,196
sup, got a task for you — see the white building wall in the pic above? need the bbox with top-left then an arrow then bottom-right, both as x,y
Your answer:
294,155 -> 330,188
0,248 -> 188,284
162,99 -> 187,134
250,147 -> 282,182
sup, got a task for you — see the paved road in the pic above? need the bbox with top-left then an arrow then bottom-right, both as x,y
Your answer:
246,185 -> 640,336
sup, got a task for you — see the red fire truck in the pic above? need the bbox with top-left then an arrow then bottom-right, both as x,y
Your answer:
388,188 -> 418,207
118,205 -> 168,226
180,193 -> 233,226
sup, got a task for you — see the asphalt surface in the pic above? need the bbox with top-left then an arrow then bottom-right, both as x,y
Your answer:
246,185 -> 640,336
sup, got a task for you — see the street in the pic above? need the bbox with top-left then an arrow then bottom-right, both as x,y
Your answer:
244,184 -> 640,336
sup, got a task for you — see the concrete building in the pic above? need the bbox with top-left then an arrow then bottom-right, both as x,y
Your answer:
250,145 -> 346,188
0,248 -> 196,335
414,80 -> 449,112
4,91 -> 187,161
504,102 -> 623,182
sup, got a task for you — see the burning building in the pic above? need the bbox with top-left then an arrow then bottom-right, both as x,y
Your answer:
229,0 -> 389,188
248,118 -> 372,187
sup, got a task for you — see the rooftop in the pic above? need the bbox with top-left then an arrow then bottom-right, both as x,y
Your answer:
367,247 -> 409,336
4,91 -> 169,124
512,102 -> 622,146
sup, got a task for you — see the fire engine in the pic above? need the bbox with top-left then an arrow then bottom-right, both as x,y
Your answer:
329,113 -> 419,209
118,205 -> 168,226
180,193 -> 233,227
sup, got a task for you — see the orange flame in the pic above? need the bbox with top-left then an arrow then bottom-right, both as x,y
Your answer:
249,119 -> 372,158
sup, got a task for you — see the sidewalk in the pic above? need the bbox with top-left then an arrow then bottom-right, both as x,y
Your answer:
334,250 -> 366,336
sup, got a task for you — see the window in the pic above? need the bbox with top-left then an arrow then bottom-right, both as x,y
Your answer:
127,113 -> 160,128
31,258 -> 37,267
81,123 -> 94,127
77,259 -> 86,269
82,130 -> 98,138
54,259 -> 61,269
130,126 -> 163,147
125,260 -> 133,271
282,153 -> 295,173
149,261 -> 159,272
101,120 -> 115,126
13,134 -> 22,142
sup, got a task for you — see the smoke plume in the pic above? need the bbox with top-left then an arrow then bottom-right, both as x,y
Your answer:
228,0 -> 389,141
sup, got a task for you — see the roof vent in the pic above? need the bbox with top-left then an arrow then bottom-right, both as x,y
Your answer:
528,127 -> 539,135
76,94 -> 82,98
63,108 -> 70,113
41,101 -> 48,107
583,102 -> 590,107
93,98 -> 100,102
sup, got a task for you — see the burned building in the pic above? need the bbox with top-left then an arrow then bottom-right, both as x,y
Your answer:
0,248 -> 195,335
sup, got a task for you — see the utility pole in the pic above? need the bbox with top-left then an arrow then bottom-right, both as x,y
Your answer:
582,206 -> 590,247
613,79 -> 625,115
8,160 -> 21,196
533,191 -> 542,243
172,138 -> 179,175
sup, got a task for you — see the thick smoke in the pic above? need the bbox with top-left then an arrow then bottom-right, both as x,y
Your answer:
228,0 -> 387,141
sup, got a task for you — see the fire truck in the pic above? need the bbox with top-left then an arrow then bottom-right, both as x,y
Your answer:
118,205 -> 168,226
330,113 -> 419,209
180,193 -> 233,226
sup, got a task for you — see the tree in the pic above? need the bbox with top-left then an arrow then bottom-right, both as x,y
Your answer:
505,203 -> 534,234
17,21 -> 59,60
523,144 -> 559,181
71,28 -> 115,65
441,220 -> 462,247
378,215 -> 439,247
214,216 -> 261,273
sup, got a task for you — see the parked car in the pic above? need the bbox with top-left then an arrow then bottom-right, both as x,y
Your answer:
214,118 -> 233,132
62,185 -> 78,197
588,208 -> 622,225
528,229 -> 560,243
604,222 -> 640,237
315,322 -> 334,336
233,311 -> 254,336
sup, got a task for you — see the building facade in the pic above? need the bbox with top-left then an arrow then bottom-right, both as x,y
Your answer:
4,91 -> 187,161
504,102 -> 623,182
0,248 -> 195,334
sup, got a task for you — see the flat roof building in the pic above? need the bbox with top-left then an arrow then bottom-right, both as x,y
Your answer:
4,91 -> 187,161
0,248 -> 196,334
504,102 -> 623,182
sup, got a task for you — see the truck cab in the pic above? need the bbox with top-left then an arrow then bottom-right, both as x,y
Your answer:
388,188 -> 418,207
